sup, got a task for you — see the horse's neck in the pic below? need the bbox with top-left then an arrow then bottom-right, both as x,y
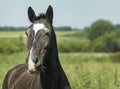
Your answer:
47,35 -> 61,69
49,31 -> 60,66
40,52 -> 60,89
40,33 -> 61,89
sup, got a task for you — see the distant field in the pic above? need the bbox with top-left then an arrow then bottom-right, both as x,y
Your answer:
0,30 -> 82,43
0,31 -> 86,42
55,31 -> 80,37
0,31 -> 68,38
0,31 -> 26,38
0,30 -> 83,38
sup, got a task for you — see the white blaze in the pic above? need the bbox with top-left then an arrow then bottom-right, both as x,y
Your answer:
33,23 -> 48,35
28,23 -> 49,73
28,47 -> 36,72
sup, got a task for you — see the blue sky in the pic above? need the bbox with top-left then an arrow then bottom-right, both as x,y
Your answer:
0,0 -> 120,29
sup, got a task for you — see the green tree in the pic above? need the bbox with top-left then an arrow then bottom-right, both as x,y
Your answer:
92,30 -> 120,52
87,19 -> 116,41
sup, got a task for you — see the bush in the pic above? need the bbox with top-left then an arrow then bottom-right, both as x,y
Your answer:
110,53 -> 120,63
0,39 -> 26,54
58,38 -> 90,52
87,19 -> 116,41
91,41 -> 107,52
89,30 -> 120,52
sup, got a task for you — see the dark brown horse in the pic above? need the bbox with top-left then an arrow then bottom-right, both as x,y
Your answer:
2,5 -> 71,89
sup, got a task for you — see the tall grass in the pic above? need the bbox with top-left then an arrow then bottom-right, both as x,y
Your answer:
1,52 -> 120,89
59,53 -> 120,89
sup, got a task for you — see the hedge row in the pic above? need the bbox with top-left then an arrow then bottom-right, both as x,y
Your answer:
0,40 -> 27,54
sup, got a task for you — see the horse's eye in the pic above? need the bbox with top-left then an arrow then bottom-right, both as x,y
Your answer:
25,31 -> 28,36
45,32 -> 49,36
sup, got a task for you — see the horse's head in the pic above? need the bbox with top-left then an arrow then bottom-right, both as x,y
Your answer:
26,6 -> 53,74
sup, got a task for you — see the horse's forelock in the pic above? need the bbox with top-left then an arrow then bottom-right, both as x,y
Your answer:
35,14 -> 46,21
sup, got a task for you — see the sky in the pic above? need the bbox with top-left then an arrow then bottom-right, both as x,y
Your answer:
0,0 -> 120,29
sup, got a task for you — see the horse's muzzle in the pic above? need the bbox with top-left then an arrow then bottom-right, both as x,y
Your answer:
27,56 -> 40,74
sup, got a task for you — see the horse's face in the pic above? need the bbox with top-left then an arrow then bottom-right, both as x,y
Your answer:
26,6 -> 53,73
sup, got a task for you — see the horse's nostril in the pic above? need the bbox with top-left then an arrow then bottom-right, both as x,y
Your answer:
35,57 -> 39,64
44,46 -> 47,49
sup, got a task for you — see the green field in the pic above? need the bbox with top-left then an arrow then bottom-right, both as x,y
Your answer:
0,31 -> 120,89
0,52 -> 120,89
0,31 -> 26,38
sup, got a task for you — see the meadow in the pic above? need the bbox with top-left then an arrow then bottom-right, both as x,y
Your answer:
0,31 -> 120,89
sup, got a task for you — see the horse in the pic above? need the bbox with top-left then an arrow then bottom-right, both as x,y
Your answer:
2,5 -> 71,89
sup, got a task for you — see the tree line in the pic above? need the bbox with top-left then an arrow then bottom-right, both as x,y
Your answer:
0,26 -> 73,31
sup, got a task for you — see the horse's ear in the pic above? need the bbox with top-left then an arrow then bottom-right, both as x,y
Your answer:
46,5 -> 53,23
28,6 -> 36,23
